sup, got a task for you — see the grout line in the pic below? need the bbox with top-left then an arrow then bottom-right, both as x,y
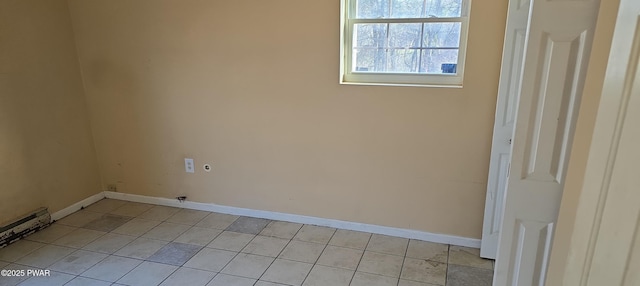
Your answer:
175,222 -> 239,276
255,223 -> 312,284
75,254 -> 120,282
201,270 -> 217,286
348,232 -> 373,285
445,243 -> 451,286
298,227 -> 338,286
151,261 -> 179,286
254,239 -> 291,283
150,211 -> 238,283
104,255 -> 144,284
397,239 -> 411,286
164,208 -> 210,227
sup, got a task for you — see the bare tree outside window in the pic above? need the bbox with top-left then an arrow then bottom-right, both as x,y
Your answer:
342,0 -> 469,85
353,0 -> 462,74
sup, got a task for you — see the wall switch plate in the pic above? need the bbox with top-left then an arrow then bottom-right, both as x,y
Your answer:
185,158 -> 195,173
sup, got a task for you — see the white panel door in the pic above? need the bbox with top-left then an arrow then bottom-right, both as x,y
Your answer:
481,0 -> 531,259
493,0 -> 600,285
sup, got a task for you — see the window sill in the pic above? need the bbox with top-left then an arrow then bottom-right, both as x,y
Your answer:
339,80 -> 463,88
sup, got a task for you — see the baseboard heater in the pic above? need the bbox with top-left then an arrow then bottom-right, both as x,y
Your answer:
0,208 -> 51,248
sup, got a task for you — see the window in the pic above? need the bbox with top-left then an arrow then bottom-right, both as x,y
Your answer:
340,0 -> 470,86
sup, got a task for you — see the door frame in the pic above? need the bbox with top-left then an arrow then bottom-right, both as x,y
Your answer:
548,0 -> 640,283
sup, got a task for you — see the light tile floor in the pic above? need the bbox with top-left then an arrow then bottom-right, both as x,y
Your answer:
0,199 -> 494,286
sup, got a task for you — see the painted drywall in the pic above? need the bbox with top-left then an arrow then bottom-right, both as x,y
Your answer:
545,0 -> 620,284
68,0 -> 508,239
0,0 -> 101,226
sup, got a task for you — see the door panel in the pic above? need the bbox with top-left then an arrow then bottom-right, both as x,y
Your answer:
481,0 -> 530,259
510,220 -> 554,286
493,0 -> 600,285
522,32 -> 587,183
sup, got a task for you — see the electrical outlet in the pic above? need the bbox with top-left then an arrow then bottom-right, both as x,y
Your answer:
184,158 -> 195,173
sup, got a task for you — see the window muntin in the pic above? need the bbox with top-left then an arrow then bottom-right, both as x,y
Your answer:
341,0 -> 470,86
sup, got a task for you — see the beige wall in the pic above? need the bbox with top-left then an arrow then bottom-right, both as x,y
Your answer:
546,0 -> 620,284
68,0 -> 508,238
0,0 -> 102,226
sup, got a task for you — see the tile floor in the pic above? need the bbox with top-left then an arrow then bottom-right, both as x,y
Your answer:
0,199 -> 494,286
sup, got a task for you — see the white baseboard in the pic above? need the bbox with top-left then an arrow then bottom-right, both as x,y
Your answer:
51,192 -> 106,221
103,191 -> 480,248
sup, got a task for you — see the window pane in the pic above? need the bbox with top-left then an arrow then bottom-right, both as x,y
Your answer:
389,23 -> 421,48
354,48 -> 387,72
390,0 -> 423,18
358,0 -> 463,19
356,0 -> 390,19
420,49 -> 459,73
387,49 -> 420,72
424,0 -> 463,18
423,22 -> 461,48
354,24 -> 388,48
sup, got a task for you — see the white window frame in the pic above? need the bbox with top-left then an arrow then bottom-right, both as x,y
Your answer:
340,0 -> 471,87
